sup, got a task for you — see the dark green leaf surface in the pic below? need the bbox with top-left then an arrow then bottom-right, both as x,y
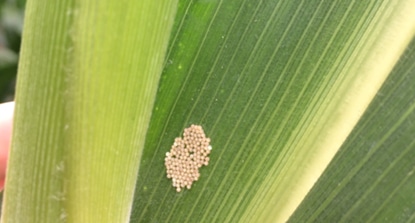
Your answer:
288,36 -> 415,223
130,0 -> 414,222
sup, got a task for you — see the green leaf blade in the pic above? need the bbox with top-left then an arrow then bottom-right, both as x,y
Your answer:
3,0 -> 178,222
131,0 -> 415,222
289,36 -> 415,223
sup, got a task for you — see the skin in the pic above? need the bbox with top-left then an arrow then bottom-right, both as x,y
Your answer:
0,102 -> 13,190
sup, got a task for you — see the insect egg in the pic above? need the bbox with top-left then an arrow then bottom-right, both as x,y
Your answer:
164,125 -> 212,192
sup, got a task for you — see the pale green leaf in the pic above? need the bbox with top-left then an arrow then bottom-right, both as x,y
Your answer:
2,1 -> 178,222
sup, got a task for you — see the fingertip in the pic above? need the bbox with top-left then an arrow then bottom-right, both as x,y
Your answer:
0,101 -> 14,190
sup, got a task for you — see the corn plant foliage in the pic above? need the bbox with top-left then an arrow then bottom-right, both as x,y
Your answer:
3,0 -> 178,222
289,36 -> 415,223
130,0 -> 415,222
4,0 -> 415,222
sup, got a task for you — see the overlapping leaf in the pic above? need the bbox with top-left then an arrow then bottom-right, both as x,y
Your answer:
289,36 -> 415,223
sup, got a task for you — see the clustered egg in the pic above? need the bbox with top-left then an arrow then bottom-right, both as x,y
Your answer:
165,125 -> 212,192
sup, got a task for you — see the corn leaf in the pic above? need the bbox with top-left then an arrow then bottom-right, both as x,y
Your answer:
289,36 -> 415,223
2,0 -> 178,222
130,0 -> 415,222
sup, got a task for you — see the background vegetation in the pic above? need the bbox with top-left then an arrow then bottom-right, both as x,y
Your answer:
0,0 -> 24,103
